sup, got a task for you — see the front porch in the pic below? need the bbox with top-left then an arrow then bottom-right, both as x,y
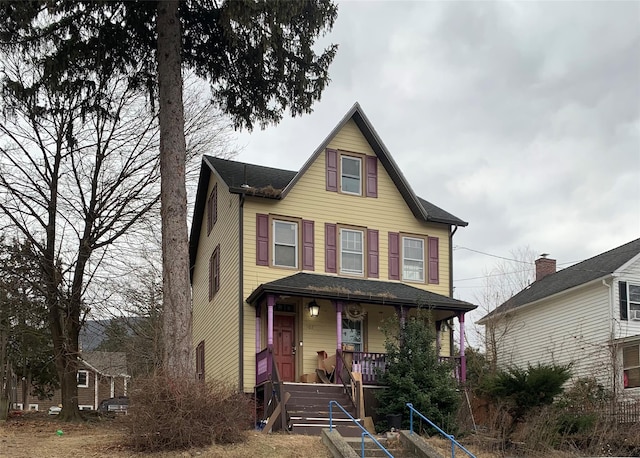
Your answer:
249,272 -> 475,388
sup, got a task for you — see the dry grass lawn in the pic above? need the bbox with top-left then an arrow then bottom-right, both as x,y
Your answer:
0,413 -> 331,458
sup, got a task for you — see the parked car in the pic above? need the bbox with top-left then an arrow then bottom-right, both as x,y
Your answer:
97,396 -> 129,413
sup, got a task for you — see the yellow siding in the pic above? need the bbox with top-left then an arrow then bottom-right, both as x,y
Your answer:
192,174 -> 241,388
240,119 -> 454,391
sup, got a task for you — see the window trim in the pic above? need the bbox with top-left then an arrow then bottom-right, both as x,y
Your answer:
28,404 -> 38,411
339,226 -> 366,277
77,369 -> 89,388
78,405 -> 93,411
628,284 -> 640,320
207,183 -> 217,235
401,235 -> 426,283
339,153 -> 363,196
272,219 -> 299,269
623,344 -> 640,389
341,315 -> 368,352
269,216 -> 301,270
209,244 -> 220,300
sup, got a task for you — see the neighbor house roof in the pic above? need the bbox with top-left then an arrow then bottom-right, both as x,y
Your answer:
189,103 -> 467,275
246,272 -> 476,313
80,351 -> 128,377
478,238 -> 640,324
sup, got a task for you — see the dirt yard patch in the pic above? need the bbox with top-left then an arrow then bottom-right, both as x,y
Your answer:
0,413 -> 331,458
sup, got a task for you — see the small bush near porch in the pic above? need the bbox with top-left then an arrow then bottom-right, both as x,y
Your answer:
375,309 -> 460,433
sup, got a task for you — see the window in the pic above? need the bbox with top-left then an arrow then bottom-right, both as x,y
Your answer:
341,155 -> 362,195
623,345 -> 640,389
13,403 -> 23,410
402,236 -> 424,282
196,341 -> 205,381
273,220 -> 298,268
209,244 -> 220,300
629,285 -> 640,320
207,184 -> 217,235
77,370 -> 89,388
340,228 -> 364,275
28,404 -> 38,411
342,318 -> 363,351
78,405 -> 93,411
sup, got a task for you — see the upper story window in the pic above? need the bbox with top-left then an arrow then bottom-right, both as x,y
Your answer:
77,369 -> 89,388
402,236 -> 425,282
273,220 -> 298,268
341,155 -> 362,195
623,345 -> 640,389
207,184 -> 217,235
619,282 -> 640,321
340,228 -> 364,276
209,244 -> 220,300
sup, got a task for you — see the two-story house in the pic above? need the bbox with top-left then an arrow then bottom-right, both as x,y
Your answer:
478,238 -> 640,400
189,103 -> 475,431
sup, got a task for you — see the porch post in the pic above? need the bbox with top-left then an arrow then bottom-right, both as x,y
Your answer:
335,300 -> 343,383
267,294 -> 275,348
458,312 -> 466,382
255,304 -> 262,353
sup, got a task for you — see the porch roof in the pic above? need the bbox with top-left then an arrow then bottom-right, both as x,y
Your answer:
246,272 -> 476,312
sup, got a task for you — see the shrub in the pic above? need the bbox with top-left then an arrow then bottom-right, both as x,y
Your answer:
375,309 -> 460,433
126,374 -> 253,451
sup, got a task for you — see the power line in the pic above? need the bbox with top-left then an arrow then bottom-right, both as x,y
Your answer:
453,246 -> 534,264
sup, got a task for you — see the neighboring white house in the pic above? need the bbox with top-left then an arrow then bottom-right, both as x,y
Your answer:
478,238 -> 640,399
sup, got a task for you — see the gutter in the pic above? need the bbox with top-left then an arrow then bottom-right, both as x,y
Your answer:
450,225 -> 458,298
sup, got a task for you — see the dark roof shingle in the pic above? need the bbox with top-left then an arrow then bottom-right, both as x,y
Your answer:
480,238 -> 640,321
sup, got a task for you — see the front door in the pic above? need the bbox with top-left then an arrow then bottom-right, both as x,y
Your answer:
274,314 -> 295,382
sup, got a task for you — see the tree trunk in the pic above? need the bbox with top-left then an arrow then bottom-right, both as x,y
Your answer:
157,0 -> 193,378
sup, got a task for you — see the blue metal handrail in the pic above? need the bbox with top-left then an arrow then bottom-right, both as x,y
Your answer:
406,403 -> 475,458
329,400 -> 393,458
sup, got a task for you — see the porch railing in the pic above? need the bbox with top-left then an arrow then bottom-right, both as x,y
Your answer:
336,349 -> 362,418
343,352 -> 463,385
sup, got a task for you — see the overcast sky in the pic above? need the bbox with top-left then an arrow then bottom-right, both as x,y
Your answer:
231,1 -> 640,334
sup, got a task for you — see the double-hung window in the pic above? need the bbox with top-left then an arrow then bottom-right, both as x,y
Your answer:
77,370 -> 89,388
340,228 -> 364,275
402,236 -> 425,282
341,155 -> 362,195
273,220 -> 298,268
342,318 -> 363,351
629,285 -> 640,320
623,345 -> 640,389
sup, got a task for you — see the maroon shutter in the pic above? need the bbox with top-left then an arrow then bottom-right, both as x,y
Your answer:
325,223 -> 337,273
302,220 -> 314,271
367,229 -> 379,278
428,236 -> 439,284
256,214 -> 269,266
388,232 -> 400,280
326,149 -> 338,192
365,156 -> 378,198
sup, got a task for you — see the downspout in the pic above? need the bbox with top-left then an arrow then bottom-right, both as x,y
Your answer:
238,193 -> 245,391
449,225 -> 458,298
603,277 -> 616,397
94,372 -> 98,410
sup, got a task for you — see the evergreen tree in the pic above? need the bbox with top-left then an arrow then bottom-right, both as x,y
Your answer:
376,309 -> 461,433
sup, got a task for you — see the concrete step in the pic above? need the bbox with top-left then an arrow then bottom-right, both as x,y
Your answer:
346,437 -> 418,458
292,423 -> 365,437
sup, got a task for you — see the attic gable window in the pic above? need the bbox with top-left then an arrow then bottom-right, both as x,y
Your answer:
77,369 -> 89,388
341,155 -> 362,195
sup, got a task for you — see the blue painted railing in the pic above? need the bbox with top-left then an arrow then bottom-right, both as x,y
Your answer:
406,403 -> 475,458
329,400 -> 393,458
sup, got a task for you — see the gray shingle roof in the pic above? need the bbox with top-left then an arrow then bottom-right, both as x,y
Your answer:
204,156 -> 297,194
81,351 -> 128,377
246,272 -> 475,312
480,238 -> 640,322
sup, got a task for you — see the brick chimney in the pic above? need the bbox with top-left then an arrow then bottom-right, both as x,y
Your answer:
535,254 -> 556,281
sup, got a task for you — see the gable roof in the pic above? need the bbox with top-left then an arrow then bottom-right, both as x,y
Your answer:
80,351 -> 128,377
189,102 -> 468,274
479,238 -> 640,323
246,272 -> 475,313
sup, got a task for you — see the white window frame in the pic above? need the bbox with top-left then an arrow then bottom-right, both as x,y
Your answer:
402,236 -> 425,282
77,369 -> 89,388
340,228 -> 364,276
13,403 -> 23,410
78,405 -> 93,411
273,220 -> 298,268
340,155 -> 362,195
28,404 -> 38,411
342,318 -> 363,352
623,344 -> 640,389
628,284 -> 640,320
